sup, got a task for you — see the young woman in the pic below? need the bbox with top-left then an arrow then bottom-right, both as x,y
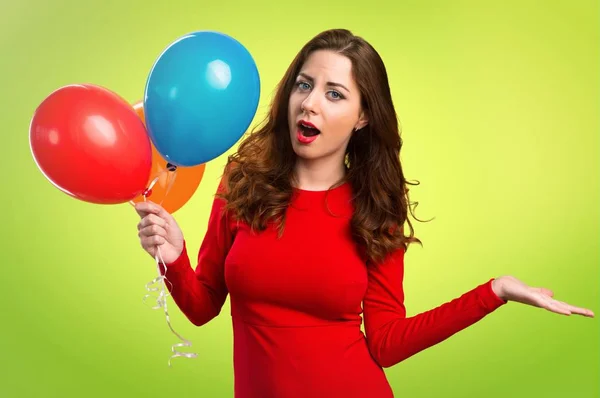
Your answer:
134,29 -> 594,398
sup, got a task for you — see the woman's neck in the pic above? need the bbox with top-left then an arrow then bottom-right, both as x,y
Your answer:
293,156 -> 346,191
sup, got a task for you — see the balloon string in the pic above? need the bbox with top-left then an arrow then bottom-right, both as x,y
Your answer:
159,168 -> 177,206
128,163 -> 177,207
145,245 -> 199,367
129,166 -> 198,367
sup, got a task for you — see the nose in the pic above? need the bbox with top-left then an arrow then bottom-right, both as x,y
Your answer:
301,90 -> 319,114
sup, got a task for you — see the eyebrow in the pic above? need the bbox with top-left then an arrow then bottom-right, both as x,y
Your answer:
297,72 -> 350,93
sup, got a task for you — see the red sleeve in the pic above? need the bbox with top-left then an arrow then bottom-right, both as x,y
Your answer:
363,248 -> 507,368
159,180 -> 235,327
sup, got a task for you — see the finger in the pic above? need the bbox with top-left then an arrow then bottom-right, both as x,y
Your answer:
138,224 -> 167,239
538,296 -> 572,316
137,213 -> 167,231
140,234 -> 166,248
556,300 -> 595,318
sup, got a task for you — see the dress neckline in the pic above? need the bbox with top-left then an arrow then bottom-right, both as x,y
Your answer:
292,181 -> 350,195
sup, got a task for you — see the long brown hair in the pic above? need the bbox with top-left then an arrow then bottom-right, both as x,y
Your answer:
218,29 -> 424,265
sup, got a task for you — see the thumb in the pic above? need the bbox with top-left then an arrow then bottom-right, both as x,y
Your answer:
134,200 -> 172,220
533,287 -> 554,298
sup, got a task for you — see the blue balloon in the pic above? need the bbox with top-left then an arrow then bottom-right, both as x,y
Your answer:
144,31 -> 261,167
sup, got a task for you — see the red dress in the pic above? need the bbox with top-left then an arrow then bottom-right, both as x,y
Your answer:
162,182 -> 506,398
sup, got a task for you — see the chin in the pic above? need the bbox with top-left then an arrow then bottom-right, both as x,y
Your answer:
291,143 -> 320,160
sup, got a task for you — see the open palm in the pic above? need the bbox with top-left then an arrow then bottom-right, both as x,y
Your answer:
493,276 -> 594,317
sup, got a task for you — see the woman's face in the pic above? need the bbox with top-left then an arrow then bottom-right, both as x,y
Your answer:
287,50 -> 368,162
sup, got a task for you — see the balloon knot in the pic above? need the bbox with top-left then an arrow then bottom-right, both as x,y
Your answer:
143,188 -> 152,197
166,163 -> 177,172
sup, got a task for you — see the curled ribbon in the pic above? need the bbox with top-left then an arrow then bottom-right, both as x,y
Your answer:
131,165 -> 198,367
143,245 -> 199,367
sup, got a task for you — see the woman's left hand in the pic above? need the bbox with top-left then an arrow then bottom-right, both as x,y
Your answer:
492,276 -> 595,317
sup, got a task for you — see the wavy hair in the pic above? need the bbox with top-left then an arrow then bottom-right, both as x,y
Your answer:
218,29 -> 424,265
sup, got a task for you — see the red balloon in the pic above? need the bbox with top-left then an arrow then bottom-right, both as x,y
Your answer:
29,84 -> 152,204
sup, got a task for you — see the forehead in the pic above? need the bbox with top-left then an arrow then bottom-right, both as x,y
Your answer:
298,50 -> 355,86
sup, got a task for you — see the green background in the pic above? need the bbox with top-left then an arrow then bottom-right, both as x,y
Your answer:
2,0 -> 598,397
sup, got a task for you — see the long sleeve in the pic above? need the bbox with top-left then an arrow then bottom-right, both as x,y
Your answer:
363,247 -> 507,368
159,183 -> 236,327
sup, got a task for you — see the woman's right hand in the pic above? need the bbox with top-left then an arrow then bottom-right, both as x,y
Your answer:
135,201 -> 184,264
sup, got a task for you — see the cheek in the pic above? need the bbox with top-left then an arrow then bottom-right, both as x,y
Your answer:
288,93 -> 302,112
325,107 -> 357,138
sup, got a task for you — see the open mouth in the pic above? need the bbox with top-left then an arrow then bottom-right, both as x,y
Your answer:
297,120 -> 321,137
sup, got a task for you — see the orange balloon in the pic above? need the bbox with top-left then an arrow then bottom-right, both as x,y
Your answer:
131,101 -> 206,213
